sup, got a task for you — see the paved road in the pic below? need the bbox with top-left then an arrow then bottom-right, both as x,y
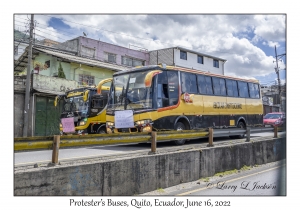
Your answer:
141,160 -> 286,196
14,131 -> 285,166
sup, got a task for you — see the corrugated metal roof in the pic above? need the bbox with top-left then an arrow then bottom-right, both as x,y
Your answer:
14,46 -> 129,72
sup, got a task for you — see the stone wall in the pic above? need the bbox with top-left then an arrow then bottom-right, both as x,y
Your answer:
14,138 -> 286,196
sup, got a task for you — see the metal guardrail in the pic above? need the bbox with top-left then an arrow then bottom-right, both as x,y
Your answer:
14,130 -> 209,151
14,126 -> 282,164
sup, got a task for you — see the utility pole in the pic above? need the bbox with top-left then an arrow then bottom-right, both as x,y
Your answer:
274,45 -> 286,112
23,14 -> 34,137
274,46 -> 281,103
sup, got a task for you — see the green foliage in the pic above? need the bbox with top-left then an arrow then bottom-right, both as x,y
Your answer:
58,62 -> 66,79
200,177 -> 210,182
157,188 -> 165,193
14,29 -> 39,43
215,169 -> 238,177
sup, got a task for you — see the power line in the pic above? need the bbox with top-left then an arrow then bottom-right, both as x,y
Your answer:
17,16 -> 245,57
16,15 -> 288,62
42,15 -> 154,41
41,15 -> 186,49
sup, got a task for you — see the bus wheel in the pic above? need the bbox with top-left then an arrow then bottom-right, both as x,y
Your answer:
174,122 -> 186,145
97,127 -> 106,134
229,121 -> 246,139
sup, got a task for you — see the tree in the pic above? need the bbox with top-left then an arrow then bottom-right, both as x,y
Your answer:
58,62 -> 66,79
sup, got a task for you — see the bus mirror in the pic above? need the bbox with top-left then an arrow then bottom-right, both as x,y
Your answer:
54,94 -> 66,106
97,78 -> 112,94
144,70 -> 162,87
83,90 -> 89,102
54,96 -> 58,107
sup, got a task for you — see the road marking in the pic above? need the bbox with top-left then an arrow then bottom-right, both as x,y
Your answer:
177,164 -> 285,196
14,151 -> 126,166
14,148 -> 149,166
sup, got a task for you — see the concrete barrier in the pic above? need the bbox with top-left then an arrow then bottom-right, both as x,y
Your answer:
14,137 -> 286,196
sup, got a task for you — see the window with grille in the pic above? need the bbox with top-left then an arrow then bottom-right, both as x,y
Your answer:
104,52 -> 116,63
121,56 -> 144,67
78,74 -> 95,86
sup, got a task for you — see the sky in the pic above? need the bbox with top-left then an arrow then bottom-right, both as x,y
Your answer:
14,14 -> 286,86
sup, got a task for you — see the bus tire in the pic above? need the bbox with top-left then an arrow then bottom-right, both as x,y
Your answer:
174,122 -> 186,145
97,126 -> 106,134
229,121 -> 246,139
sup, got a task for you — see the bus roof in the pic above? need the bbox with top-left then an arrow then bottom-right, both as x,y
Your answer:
114,64 -> 259,84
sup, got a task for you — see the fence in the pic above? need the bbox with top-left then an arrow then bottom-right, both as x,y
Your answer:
14,127 -> 279,164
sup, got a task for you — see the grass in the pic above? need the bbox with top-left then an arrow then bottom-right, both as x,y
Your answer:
213,165 -> 252,177
157,188 -> 165,193
215,169 -> 238,177
200,177 -> 210,182
240,165 -> 252,171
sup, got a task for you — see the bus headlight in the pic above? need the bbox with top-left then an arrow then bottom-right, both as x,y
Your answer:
141,126 -> 152,132
106,122 -> 114,128
135,119 -> 152,126
79,118 -> 87,126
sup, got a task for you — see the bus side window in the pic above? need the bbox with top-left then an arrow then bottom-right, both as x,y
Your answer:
212,77 -> 221,95
181,72 -> 197,94
232,80 -> 239,97
238,81 -> 249,98
92,99 -> 104,108
205,76 -> 213,95
248,83 -> 256,98
197,75 -> 206,94
254,84 -> 260,98
226,79 -> 233,96
220,78 -> 226,96
168,71 -> 179,105
157,71 -> 169,108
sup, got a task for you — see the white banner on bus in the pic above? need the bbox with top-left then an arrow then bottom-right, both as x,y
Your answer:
115,110 -> 134,128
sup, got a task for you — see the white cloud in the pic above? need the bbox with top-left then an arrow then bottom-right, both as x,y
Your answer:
254,15 -> 286,42
263,41 -> 280,48
16,14 -> 286,79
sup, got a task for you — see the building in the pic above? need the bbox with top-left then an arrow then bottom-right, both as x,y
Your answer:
261,84 -> 286,114
14,35 -> 230,137
149,46 -> 227,75
14,37 -> 58,61
57,36 -> 150,68
15,45 -> 128,83
14,39 -> 29,61
41,39 -> 60,47
14,45 -> 129,137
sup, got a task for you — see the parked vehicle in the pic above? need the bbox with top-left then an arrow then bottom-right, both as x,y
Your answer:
106,64 -> 263,145
54,78 -> 112,135
263,112 -> 286,128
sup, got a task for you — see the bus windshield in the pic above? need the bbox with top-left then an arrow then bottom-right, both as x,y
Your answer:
108,71 -> 153,111
63,96 -> 89,114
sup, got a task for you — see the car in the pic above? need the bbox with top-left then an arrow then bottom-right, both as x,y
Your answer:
263,112 -> 286,130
